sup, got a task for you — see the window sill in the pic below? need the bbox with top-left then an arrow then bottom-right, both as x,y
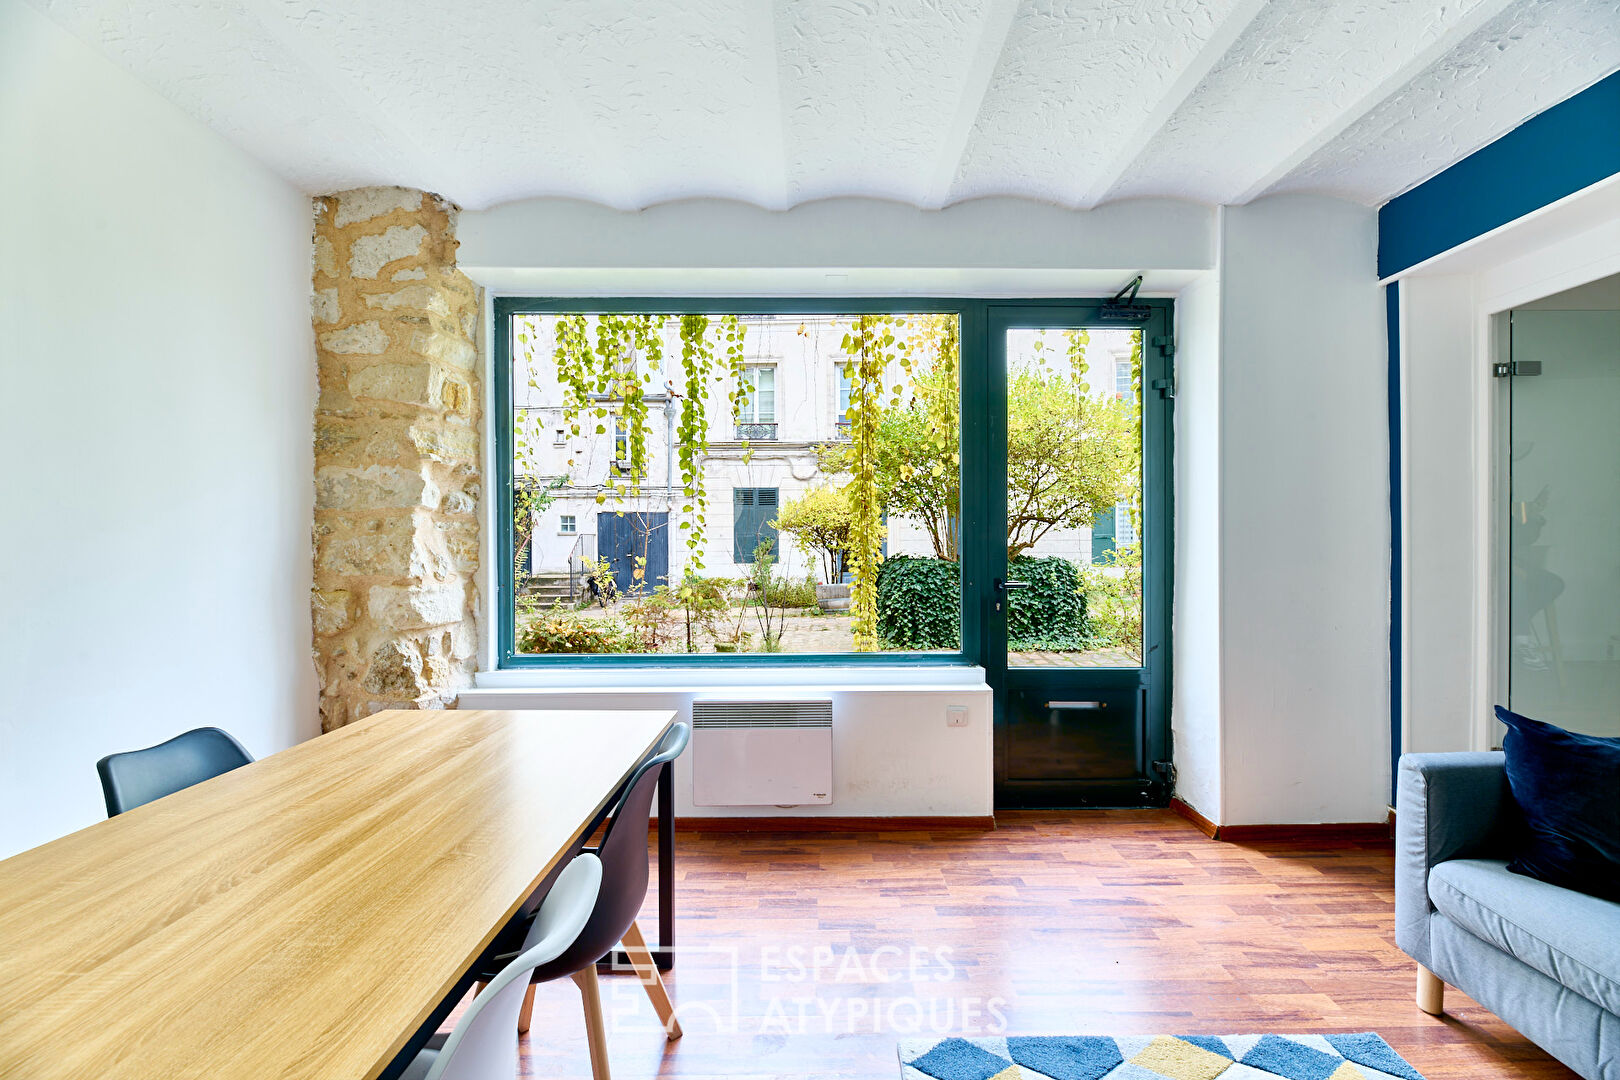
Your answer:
471,663 -> 987,693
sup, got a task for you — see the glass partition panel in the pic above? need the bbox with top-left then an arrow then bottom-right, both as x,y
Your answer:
1508,308 -> 1620,737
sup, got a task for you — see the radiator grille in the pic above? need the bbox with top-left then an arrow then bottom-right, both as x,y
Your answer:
692,700 -> 832,728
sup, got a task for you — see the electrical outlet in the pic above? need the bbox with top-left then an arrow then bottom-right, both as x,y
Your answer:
946,705 -> 969,728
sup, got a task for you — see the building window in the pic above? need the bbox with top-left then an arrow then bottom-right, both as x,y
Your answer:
613,418 -> 629,465
733,487 -> 780,563
559,515 -> 576,535
737,366 -> 777,440
553,427 -> 567,445
1114,358 -> 1132,400
836,362 -> 853,428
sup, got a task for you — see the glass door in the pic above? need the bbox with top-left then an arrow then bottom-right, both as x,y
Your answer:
985,304 -> 1173,806
1506,306 -> 1620,738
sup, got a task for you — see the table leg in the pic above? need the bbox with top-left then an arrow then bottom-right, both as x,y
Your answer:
603,760 -> 675,972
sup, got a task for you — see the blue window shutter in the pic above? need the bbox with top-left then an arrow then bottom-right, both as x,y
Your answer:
734,488 -> 780,563
1091,507 -> 1117,562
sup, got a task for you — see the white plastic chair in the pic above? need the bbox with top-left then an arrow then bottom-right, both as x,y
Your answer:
401,853 -> 604,1080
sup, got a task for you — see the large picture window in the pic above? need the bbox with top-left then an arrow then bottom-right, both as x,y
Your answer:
502,308 -> 964,660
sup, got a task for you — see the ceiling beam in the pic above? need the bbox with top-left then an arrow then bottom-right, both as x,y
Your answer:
237,0 -> 457,196
1231,0 -> 1522,205
740,0 -> 791,210
1081,0 -> 1269,210
920,0 -> 1022,210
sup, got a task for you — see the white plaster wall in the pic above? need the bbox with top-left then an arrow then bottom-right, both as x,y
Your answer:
459,681 -> 993,818
1170,266 -> 1223,822
1400,274 -> 1484,754
1217,195 -> 1390,825
0,1 -> 319,858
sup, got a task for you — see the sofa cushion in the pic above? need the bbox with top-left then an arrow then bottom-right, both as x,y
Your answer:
1430,858 -> 1620,1015
1496,706 -> 1620,901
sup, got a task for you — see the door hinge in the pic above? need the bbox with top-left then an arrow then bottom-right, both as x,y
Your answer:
1152,759 -> 1176,784
1152,377 -> 1175,399
1493,360 -> 1542,378
1152,335 -> 1175,359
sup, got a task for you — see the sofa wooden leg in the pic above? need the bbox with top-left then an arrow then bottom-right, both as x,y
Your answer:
1416,964 -> 1445,1015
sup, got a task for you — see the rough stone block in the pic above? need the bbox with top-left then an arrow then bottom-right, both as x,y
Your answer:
311,589 -> 352,635
367,582 -> 466,630
320,529 -> 414,579
362,638 -> 425,697
312,288 -> 340,325
409,423 -> 478,464
439,376 -> 474,417
437,520 -> 480,574
313,235 -> 337,278
333,186 -> 423,227
348,362 -> 436,407
409,327 -> 476,370
350,224 -> 427,279
320,321 -> 388,355
365,283 -> 451,318
315,465 -> 436,510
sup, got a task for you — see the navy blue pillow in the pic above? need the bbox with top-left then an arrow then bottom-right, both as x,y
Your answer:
1496,707 -> 1620,902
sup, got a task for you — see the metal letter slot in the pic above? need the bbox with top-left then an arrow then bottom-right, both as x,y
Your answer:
1047,700 -> 1106,710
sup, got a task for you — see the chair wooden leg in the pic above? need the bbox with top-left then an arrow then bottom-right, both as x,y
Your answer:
622,919 -> 682,1040
1416,964 -> 1445,1015
573,965 -> 612,1080
517,983 -> 536,1035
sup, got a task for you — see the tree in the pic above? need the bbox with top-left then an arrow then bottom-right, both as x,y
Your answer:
773,486 -> 856,584
1006,368 -> 1136,559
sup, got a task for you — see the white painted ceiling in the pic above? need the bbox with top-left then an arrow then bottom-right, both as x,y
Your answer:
26,0 -> 1620,212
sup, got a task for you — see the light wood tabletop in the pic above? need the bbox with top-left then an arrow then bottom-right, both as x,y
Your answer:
0,707 -> 674,1080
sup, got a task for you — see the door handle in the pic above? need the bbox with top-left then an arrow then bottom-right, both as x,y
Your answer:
995,578 -> 1031,592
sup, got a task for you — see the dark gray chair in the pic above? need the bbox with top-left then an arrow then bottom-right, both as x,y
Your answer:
96,727 -> 253,816
475,720 -> 690,1079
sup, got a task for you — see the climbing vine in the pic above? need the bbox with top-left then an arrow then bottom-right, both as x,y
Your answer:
540,313 -> 746,576
840,314 -> 910,651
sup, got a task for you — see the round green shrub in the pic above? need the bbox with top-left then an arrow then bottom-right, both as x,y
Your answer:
1006,555 -> 1087,650
877,556 -> 960,650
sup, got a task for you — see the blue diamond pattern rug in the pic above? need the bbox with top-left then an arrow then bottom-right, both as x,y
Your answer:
899,1034 -> 1425,1080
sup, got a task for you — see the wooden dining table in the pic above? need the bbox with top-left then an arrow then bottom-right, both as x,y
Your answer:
0,707 -> 675,1080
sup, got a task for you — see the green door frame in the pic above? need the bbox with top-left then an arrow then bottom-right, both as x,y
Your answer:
493,296 -> 1174,802
984,302 -> 1175,807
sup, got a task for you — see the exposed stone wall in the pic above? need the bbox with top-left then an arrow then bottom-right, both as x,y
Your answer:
310,187 -> 480,730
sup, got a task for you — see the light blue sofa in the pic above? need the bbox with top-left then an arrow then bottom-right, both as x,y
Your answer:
1396,752 -> 1620,1080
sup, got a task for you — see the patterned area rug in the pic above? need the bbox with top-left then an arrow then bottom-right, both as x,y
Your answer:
899,1034 -> 1425,1080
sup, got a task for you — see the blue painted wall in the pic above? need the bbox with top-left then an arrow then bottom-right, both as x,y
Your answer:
1386,281 -> 1401,797
1379,70 -> 1620,279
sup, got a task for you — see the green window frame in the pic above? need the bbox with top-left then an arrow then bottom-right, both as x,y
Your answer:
493,297 -> 1173,672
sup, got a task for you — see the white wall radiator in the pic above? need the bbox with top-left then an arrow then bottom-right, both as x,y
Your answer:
691,699 -> 833,807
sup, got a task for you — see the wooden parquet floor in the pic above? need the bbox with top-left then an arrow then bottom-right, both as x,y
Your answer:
490,810 -> 1577,1079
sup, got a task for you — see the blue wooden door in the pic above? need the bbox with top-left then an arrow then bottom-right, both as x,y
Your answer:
597,511 -> 669,596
